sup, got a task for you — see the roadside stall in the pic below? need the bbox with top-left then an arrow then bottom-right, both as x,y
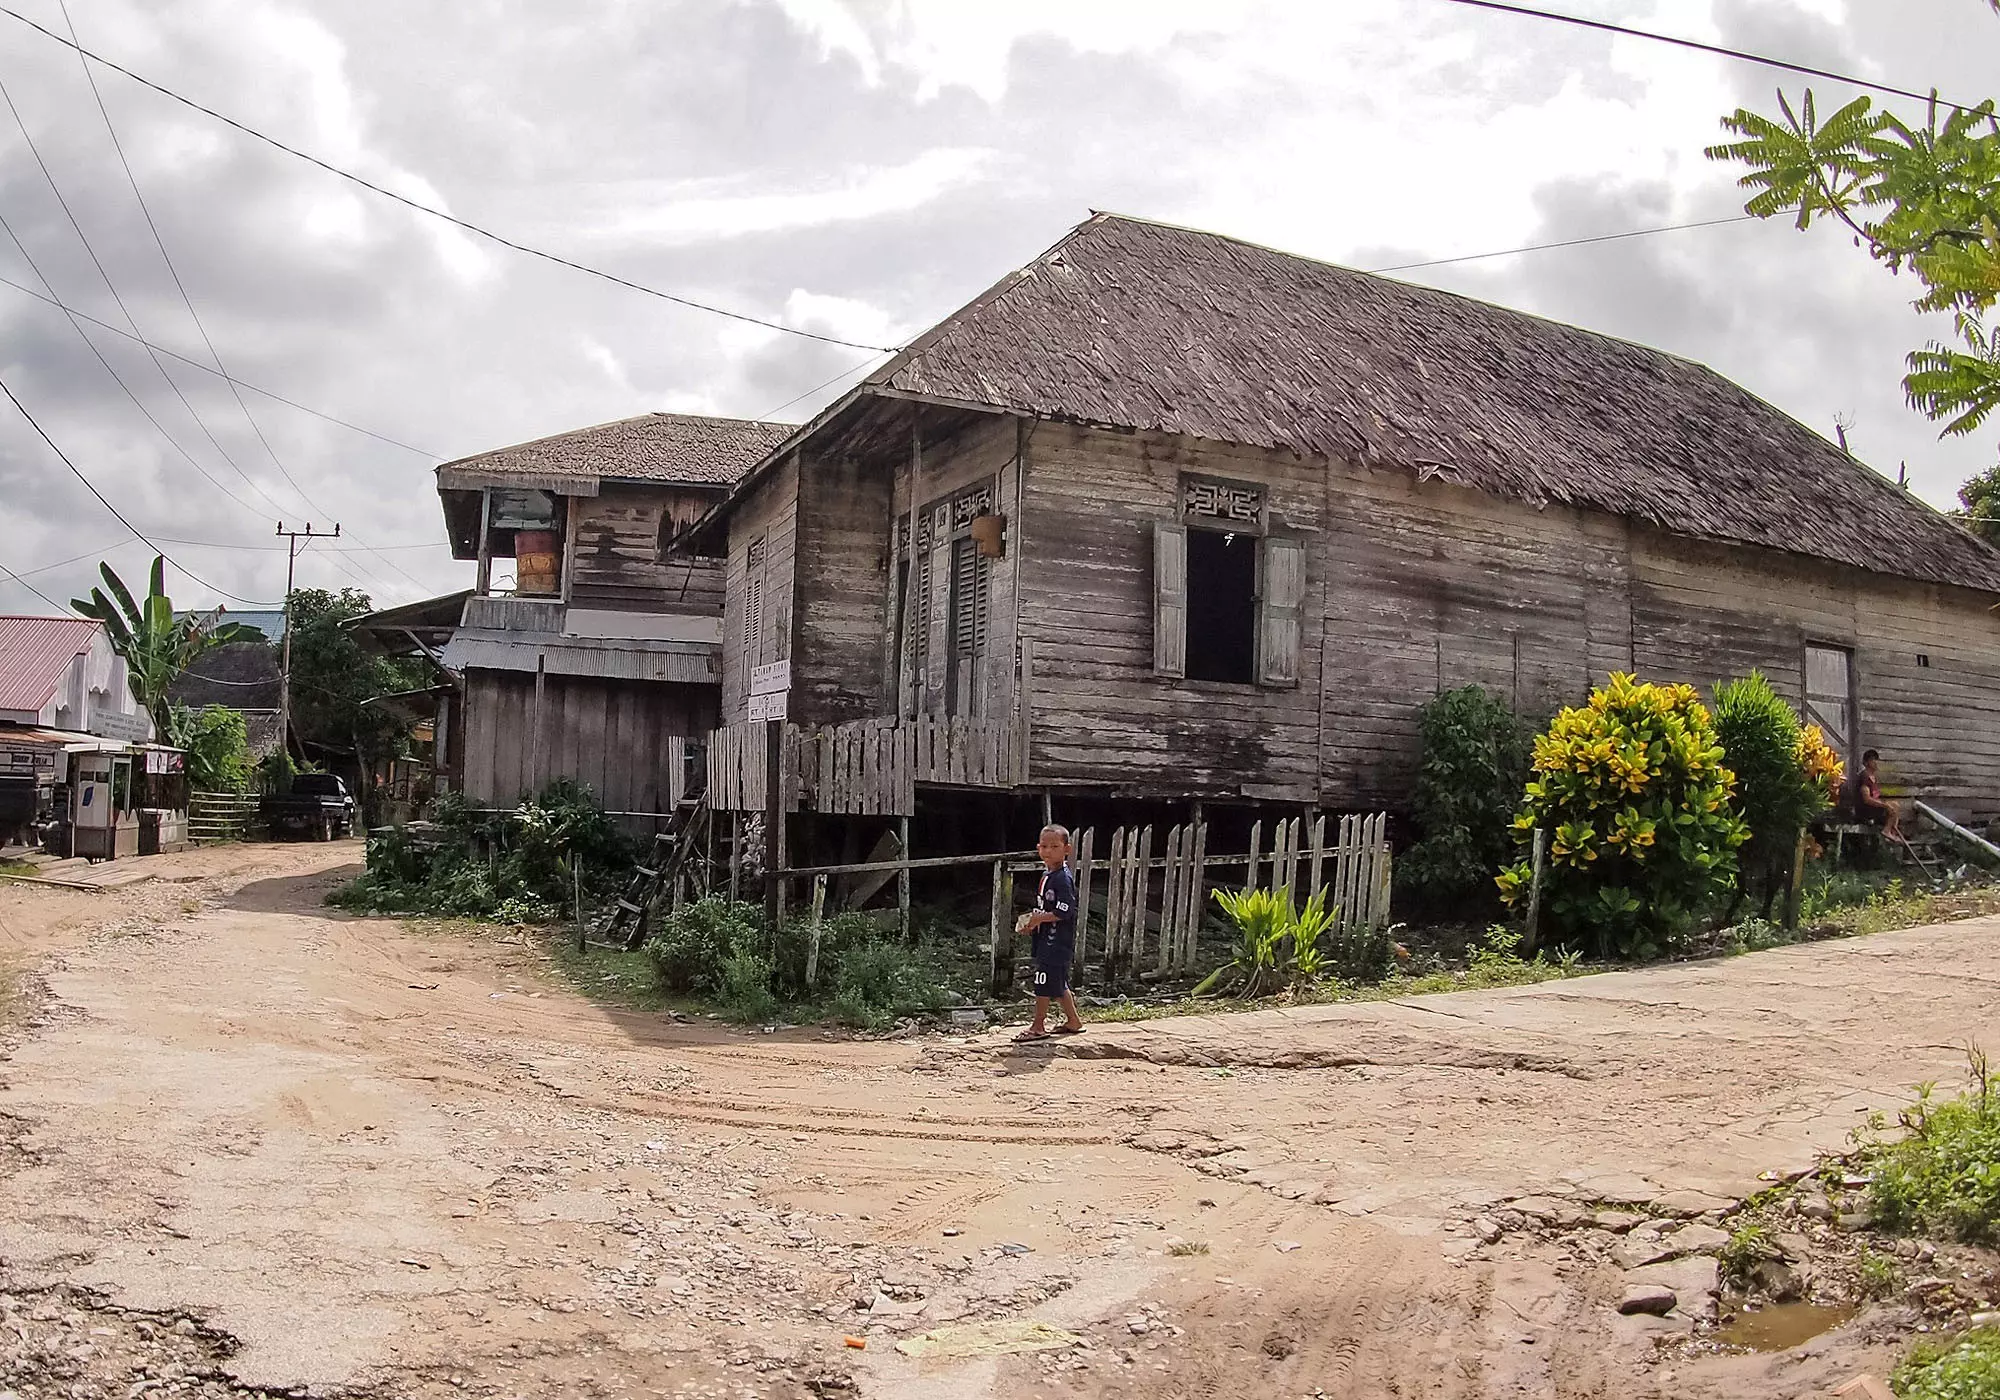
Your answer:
72,744 -> 140,861
136,744 -> 189,854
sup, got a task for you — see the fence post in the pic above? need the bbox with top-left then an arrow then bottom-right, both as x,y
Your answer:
1133,825 -> 1154,975
1525,827 -> 1547,950
1784,827 -> 1808,931
1184,820 -> 1200,972
989,859 -> 1015,997
1104,828 -> 1128,988
805,873 -> 829,988
1307,814 -> 1327,905
1244,820 -> 1262,893
1073,828 -> 1094,987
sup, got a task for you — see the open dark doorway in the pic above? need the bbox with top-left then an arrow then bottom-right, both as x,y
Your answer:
1185,528 -> 1256,684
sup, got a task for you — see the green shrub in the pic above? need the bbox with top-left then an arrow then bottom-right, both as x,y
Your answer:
169,704 -> 254,792
1713,673 -> 1841,914
1866,1049 -> 2000,1244
1397,686 -> 1534,917
644,897 -> 761,994
1497,673 -> 1747,958
718,951 -> 779,1024
772,910 -> 876,998
1201,887 -> 1359,996
1891,1328 -> 2000,1400
831,941 -> 947,1029
330,780 -> 637,924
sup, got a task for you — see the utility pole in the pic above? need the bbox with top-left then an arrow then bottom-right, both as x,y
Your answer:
275,521 -> 339,768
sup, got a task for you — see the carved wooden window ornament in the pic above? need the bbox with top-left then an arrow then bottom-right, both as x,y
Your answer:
1182,479 -> 1263,526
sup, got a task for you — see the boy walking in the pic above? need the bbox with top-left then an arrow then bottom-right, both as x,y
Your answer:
1016,824 -> 1084,1041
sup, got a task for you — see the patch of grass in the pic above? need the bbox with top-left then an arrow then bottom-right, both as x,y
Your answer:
1718,1223 -> 1772,1287
1855,1246 -> 1902,1300
544,933 -> 670,1013
1862,1048 -> 2000,1244
1891,1327 -> 2000,1400
1166,1239 -> 1210,1257
0,859 -> 36,878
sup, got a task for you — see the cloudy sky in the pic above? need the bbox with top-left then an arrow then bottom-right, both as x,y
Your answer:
0,0 -> 1993,613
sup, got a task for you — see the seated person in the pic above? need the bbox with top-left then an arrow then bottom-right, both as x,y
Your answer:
1844,749 -> 1903,840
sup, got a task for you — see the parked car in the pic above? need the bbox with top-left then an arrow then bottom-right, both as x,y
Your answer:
260,773 -> 356,841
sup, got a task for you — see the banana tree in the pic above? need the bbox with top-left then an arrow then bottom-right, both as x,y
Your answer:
70,556 -> 252,737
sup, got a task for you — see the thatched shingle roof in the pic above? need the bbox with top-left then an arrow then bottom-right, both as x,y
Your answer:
872,213 -> 2000,594
436,412 -> 792,491
167,641 -> 281,712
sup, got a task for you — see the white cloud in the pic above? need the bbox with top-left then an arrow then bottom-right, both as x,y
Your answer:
586,147 -> 1001,244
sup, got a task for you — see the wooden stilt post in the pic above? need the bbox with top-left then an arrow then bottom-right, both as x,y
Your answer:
897,814 -> 913,942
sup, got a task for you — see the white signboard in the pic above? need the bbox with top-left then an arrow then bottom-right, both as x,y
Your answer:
749,660 -> 792,697
747,690 -> 788,723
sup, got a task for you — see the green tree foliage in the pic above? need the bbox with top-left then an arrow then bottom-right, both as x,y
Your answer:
1707,28 -> 2000,510
284,587 -> 426,758
70,556 -> 249,735
1958,462 -> 2000,541
1396,685 -> 1534,917
1712,673 -> 1843,916
1497,674 -> 1747,958
168,704 -> 254,792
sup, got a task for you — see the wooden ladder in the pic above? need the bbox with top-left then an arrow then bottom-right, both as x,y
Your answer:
598,791 -> 711,950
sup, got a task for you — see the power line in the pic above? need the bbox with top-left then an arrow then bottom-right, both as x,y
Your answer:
0,74 -> 296,525
1366,213 -> 1756,274
0,87 -> 277,529
0,371 -> 278,606
1434,0 -> 1984,114
0,271 -> 432,453
0,556 -> 75,614
54,0 -> 426,602
754,351 -> 894,422
0,4 -> 901,354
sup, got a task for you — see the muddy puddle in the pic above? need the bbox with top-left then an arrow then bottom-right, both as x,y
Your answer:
1714,1302 -> 1859,1351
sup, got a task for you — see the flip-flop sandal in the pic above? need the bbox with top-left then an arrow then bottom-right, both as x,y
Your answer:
1013,1029 -> 1051,1043
1051,1025 -> 1086,1036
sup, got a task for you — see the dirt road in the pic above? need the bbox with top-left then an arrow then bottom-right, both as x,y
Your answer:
2,844 -> 1995,1399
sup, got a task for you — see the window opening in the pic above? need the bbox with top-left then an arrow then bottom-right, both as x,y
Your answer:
1803,643 -> 1854,762
1185,528 -> 1258,684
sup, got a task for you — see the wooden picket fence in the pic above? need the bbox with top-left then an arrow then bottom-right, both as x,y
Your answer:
1066,812 -> 1391,989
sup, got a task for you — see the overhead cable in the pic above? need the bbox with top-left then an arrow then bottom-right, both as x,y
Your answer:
0,4 -> 900,353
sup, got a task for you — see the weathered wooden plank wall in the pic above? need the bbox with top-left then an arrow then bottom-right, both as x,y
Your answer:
569,483 -> 726,614
459,670 -> 712,819
1016,423 -> 1326,802
717,413 -> 2000,823
720,453 -> 800,719
794,450 -> 893,724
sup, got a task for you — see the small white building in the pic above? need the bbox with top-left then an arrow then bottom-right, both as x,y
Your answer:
0,615 -> 152,741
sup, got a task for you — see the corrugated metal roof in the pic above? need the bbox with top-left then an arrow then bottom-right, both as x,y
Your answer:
0,616 -> 102,715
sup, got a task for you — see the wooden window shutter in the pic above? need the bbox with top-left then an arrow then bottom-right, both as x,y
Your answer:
925,518 -> 952,699
1153,521 -> 1187,678
744,537 -> 766,661
1257,536 -> 1304,688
